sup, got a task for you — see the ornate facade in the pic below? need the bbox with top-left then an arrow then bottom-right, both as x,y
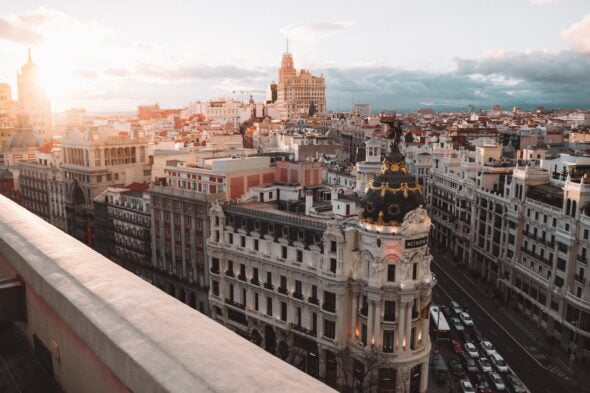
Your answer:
276,51 -> 326,121
206,146 -> 434,392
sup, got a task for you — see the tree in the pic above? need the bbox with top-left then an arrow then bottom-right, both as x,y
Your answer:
336,343 -> 388,393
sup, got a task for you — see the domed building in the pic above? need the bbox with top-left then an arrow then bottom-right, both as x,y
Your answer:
4,113 -> 41,167
349,144 -> 434,392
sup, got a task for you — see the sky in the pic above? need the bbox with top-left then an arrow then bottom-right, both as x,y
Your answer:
0,0 -> 589,113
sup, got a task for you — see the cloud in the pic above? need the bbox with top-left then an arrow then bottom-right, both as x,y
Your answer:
0,15 -> 43,44
320,49 -> 590,111
107,62 -> 271,82
562,14 -> 590,53
136,41 -> 155,52
529,0 -> 559,4
73,69 -> 99,79
280,22 -> 356,42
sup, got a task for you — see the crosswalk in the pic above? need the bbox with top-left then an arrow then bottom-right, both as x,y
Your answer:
547,364 -> 572,381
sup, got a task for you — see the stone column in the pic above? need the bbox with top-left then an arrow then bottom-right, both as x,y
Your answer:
367,300 -> 374,346
351,293 -> 358,342
420,360 -> 429,393
374,300 -> 382,348
405,302 -> 412,351
396,302 -> 405,352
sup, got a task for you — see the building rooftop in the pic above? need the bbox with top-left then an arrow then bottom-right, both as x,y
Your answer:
526,183 -> 563,208
0,195 -> 335,393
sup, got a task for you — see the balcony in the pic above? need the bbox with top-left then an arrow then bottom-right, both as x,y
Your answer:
577,255 -> 588,265
264,282 -> 274,291
210,266 -> 220,275
289,323 -> 316,337
250,278 -> 260,286
293,292 -> 304,300
225,298 -> 246,310
322,303 -> 336,313
225,270 -> 235,278
308,297 -> 319,306
238,274 -> 247,282
0,195 -> 333,393
278,286 -> 289,295
574,275 -> 586,285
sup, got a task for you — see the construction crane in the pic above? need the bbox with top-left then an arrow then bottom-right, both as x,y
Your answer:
232,90 -> 251,104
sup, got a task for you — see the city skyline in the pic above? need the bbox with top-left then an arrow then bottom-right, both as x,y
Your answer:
0,0 -> 589,112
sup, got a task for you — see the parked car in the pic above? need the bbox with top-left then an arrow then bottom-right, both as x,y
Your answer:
480,340 -> 495,356
449,358 -> 465,376
474,373 -> 492,393
506,373 -> 527,393
452,339 -> 464,353
478,357 -> 492,373
441,304 -> 453,319
460,378 -> 476,393
451,317 -> 465,331
489,372 -> 506,391
460,312 -> 474,326
490,352 -> 509,373
432,354 -> 449,386
465,342 -> 480,359
460,353 -> 478,373
472,326 -> 484,342
451,300 -> 463,315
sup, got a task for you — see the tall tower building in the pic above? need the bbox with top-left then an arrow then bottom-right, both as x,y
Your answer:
0,83 -> 16,130
276,49 -> 326,120
16,48 -> 52,132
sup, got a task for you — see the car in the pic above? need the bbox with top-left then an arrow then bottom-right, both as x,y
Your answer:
460,353 -> 479,373
460,312 -> 474,326
449,358 -> 465,376
441,304 -> 453,319
452,339 -> 464,353
489,352 -> 509,373
506,373 -> 527,393
489,372 -> 506,391
451,300 -> 463,315
478,357 -> 492,373
460,378 -> 476,393
431,354 -> 449,386
474,373 -> 492,393
472,326 -> 484,342
450,317 -> 465,331
465,342 -> 480,359
480,340 -> 495,356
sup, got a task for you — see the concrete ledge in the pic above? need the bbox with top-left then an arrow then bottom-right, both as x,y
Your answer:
0,196 -> 335,393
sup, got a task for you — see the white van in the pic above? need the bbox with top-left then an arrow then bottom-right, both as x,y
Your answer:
490,352 -> 508,373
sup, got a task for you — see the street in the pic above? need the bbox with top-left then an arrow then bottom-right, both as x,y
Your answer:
430,254 -> 590,393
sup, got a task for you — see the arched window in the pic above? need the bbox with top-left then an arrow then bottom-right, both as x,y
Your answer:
572,200 -> 577,218
566,199 -> 571,215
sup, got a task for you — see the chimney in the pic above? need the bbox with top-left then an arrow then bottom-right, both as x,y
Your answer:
305,190 -> 313,215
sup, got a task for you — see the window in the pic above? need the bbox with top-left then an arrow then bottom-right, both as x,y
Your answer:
211,258 -> 219,273
266,272 -> 272,286
554,276 -> 564,288
229,233 -> 233,244
384,301 -> 396,321
227,260 -> 234,274
323,291 -> 336,312
229,284 -> 234,301
330,241 -> 337,253
254,293 -> 259,311
311,285 -> 318,300
557,258 -> 566,271
282,246 -> 287,259
383,331 -> 394,352
584,229 -> 589,240
252,268 -> 259,283
280,302 -> 287,321
295,280 -> 302,295
239,263 -> 246,279
266,297 -> 273,316
241,236 -> 245,248
280,275 -> 287,290
412,263 -> 418,280
254,239 -> 259,251
330,258 -> 337,274
312,312 -> 317,333
212,281 -> 219,296
387,265 -> 396,282
297,249 -> 303,262
323,319 -> 335,339
361,324 -> 367,345
296,307 -> 302,326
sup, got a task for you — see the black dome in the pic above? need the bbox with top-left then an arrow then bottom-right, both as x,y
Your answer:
360,146 -> 423,226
